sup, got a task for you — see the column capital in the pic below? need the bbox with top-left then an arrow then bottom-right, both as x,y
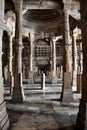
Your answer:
73,27 -> 80,38
63,0 -> 72,11
13,0 -> 23,10
51,37 -> 58,42
29,33 -> 35,42
8,31 -> 13,37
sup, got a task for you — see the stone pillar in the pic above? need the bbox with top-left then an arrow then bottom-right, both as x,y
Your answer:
77,66 -> 82,93
51,37 -> 57,84
60,65 -> 63,79
77,41 -> 83,92
72,28 -> 78,87
29,34 -> 34,72
12,0 -> 25,103
76,1 -> 87,129
28,33 -> 34,84
41,72 -> 45,90
61,1 -> 74,103
49,40 -> 52,82
0,0 -> 9,129
50,40 -> 52,73
8,32 -> 14,95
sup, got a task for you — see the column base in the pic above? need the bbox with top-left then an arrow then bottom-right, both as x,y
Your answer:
12,86 -> 25,103
72,70 -> 77,87
28,71 -> 34,84
7,72 -> 14,95
41,73 -> 45,90
10,76 -> 14,95
76,99 -> 87,130
0,102 -> 9,130
61,72 -> 74,103
52,77 -> 57,84
12,73 -> 25,103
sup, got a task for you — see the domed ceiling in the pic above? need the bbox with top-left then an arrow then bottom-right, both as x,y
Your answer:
23,9 -> 64,35
5,0 -> 80,36
23,10 -> 61,21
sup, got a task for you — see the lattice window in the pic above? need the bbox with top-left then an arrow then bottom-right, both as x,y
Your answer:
35,46 -> 50,57
56,44 -> 63,57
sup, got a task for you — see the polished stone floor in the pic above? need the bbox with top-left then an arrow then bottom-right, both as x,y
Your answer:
4,78 -> 81,130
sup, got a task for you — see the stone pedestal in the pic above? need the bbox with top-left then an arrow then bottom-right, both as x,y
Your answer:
4,65 -> 8,84
8,72 -> 14,95
12,73 -> 25,103
61,72 -> 73,103
41,73 -> 45,90
28,71 -> 34,84
52,70 -> 57,84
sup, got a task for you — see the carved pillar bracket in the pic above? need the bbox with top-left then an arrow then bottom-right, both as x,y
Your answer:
12,0 -> 25,103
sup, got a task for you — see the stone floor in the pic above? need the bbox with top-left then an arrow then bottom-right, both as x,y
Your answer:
4,78 -> 81,130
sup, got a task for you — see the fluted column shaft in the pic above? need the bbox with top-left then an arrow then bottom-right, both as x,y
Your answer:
8,32 -> 14,95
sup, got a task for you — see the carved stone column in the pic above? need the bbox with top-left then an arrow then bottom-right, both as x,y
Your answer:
8,32 -> 14,95
0,0 -> 9,129
29,34 -> 34,72
49,40 -> 52,82
72,28 -> 78,87
50,40 -> 52,73
28,33 -> 34,84
61,1 -> 73,103
51,37 -> 57,84
12,0 -> 25,102
76,1 -> 87,129
77,40 -> 82,93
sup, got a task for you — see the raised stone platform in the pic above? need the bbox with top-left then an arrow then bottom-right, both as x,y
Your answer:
4,82 -> 81,130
